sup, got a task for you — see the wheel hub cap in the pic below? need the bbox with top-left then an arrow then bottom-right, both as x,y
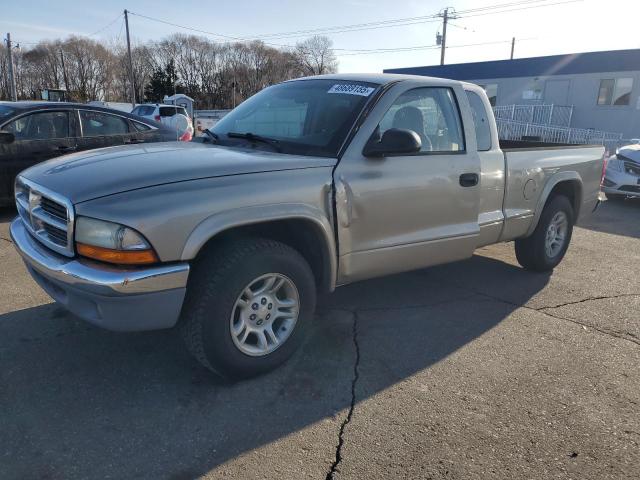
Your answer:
230,273 -> 300,356
545,211 -> 568,258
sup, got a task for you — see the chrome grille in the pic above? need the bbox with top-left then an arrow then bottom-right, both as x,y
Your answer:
15,177 -> 75,257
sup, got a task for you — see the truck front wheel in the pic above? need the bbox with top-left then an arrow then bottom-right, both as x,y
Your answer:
515,195 -> 574,272
180,238 -> 316,379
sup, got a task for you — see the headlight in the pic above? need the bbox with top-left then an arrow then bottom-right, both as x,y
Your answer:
75,217 -> 158,265
606,158 -> 624,173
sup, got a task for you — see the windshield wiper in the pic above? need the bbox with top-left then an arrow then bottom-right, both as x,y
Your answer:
227,132 -> 282,152
202,129 -> 219,143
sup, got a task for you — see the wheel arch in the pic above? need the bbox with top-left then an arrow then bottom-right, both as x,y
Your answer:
526,171 -> 583,237
181,204 -> 337,293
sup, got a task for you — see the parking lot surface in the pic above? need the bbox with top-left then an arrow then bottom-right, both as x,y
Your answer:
1,200 -> 638,480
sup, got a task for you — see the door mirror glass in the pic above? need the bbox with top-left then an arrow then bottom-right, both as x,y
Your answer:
363,128 -> 421,157
0,130 -> 15,144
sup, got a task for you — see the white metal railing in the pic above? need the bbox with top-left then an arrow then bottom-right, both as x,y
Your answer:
496,118 -> 623,151
493,104 -> 574,128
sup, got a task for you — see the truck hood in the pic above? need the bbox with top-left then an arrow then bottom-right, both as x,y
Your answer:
21,142 -> 337,204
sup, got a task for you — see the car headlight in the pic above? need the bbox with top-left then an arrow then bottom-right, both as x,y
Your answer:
75,217 -> 158,265
606,158 -> 624,173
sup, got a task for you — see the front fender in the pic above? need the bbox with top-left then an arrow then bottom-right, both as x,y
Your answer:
180,203 -> 338,289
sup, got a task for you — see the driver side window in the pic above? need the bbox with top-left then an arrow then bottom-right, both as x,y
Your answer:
378,87 -> 465,153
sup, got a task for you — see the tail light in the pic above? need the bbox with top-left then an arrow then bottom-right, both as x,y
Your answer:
154,115 -> 161,122
600,154 -> 608,187
179,131 -> 192,142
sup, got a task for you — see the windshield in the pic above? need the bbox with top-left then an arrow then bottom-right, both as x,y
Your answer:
211,79 -> 379,157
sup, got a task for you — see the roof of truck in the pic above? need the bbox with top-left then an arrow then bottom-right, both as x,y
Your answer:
290,72 -> 460,86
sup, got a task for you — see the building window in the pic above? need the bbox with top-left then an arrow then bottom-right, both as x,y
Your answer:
597,78 -> 633,106
522,79 -> 544,101
481,84 -> 498,106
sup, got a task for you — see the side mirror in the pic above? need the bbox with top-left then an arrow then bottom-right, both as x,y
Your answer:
0,130 -> 15,145
362,128 -> 421,157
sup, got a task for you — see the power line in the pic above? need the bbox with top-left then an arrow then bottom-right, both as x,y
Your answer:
87,12 -> 123,37
127,0 -> 572,48
459,0 -> 581,19
237,0 -> 572,41
335,38 -> 536,56
115,15 -> 125,44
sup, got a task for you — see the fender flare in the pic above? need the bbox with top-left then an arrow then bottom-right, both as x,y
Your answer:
525,171 -> 583,237
180,203 -> 338,290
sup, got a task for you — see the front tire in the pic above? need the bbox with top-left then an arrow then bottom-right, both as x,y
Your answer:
515,195 -> 574,272
180,238 -> 316,380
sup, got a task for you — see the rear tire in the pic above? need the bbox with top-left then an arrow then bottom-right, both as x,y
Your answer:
180,238 -> 316,380
515,195 -> 574,272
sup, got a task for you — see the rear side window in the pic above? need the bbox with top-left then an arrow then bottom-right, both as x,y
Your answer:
465,91 -> 492,151
131,105 -> 156,117
132,121 -> 152,132
80,111 -> 130,136
378,87 -> 465,153
5,111 -> 70,140
132,106 -> 155,116
159,107 -> 177,117
177,107 -> 187,116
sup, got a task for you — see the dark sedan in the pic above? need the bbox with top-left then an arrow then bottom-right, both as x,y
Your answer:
0,102 -> 182,206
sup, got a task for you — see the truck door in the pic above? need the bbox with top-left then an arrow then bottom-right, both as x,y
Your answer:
334,83 -> 481,284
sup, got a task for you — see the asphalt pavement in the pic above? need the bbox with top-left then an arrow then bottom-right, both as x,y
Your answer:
0,199 -> 638,480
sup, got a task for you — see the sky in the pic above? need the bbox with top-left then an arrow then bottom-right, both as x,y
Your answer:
2,0 -> 640,73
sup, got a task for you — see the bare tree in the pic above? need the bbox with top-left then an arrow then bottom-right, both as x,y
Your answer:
293,35 -> 338,76
0,32 -> 333,106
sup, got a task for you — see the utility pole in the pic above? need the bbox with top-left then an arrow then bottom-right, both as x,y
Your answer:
510,37 -> 515,60
124,9 -> 136,107
440,9 -> 448,65
4,33 -> 18,101
437,8 -> 457,66
59,48 -> 69,93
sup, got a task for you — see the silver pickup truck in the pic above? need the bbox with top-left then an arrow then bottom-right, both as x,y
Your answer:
10,74 -> 604,378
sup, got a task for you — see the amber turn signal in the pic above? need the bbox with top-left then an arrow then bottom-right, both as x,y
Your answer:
77,243 -> 159,265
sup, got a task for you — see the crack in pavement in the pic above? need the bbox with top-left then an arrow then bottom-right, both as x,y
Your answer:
539,293 -> 640,311
457,286 -> 640,347
326,310 -> 360,480
319,283 -> 639,478
0,236 -> 12,244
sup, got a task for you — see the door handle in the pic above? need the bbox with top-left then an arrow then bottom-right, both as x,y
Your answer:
57,145 -> 76,152
459,173 -> 479,187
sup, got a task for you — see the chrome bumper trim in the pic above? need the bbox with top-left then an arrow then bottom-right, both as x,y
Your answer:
10,217 -> 189,296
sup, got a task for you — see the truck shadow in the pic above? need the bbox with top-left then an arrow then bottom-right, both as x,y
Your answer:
0,206 -> 16,223
578,198 -> 640,239
0,254 -> 550,479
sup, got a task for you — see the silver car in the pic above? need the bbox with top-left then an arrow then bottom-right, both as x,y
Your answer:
602,144 -> 640,200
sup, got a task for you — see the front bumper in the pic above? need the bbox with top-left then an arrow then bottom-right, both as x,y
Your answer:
602,170 -> 640,198
10,217 -> 189,331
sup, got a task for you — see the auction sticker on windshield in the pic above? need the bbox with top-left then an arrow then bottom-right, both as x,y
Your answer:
328,84 -> 375,96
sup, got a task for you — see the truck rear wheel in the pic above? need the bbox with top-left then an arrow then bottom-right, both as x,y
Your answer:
180,238 -> 316,379
515,195 -> 574,272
